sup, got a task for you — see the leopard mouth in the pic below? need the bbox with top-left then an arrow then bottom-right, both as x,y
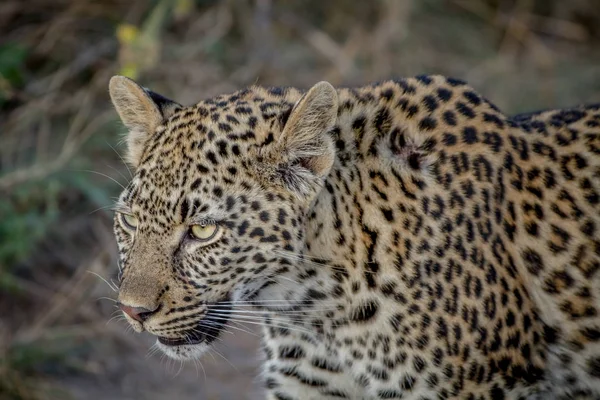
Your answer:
157,301 -> 232,347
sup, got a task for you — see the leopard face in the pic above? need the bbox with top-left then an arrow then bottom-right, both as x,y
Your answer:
110,76 -> 338,360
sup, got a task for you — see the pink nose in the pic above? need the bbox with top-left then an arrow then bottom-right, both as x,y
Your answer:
119,303 -> 157,322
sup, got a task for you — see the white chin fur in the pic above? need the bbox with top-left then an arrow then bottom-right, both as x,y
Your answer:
156,339 -> 210,360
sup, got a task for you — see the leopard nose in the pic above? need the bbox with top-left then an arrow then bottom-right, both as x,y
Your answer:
118,303 -> 159,322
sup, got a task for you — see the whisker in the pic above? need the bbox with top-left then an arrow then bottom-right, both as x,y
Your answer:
105,162 -> 130,186
274,275 -> 302,285
275,249 -> 382,276
215,302 -> 341,309
87,271 -> 118,292
210,348 -> 239,373
212,319 -> 258,337
146,343 -> 161,359
203,314 -> 317,335
222,314 -> 326,330
206,348 -> 218,364
106,142 -> 133,178
209,310 -> 316,323
75,169 -> 126,190
89,204 -> 117,215
211,302 -> 341,312
186,326 -> 224,344
215,300 -> 310,305
97,296 -> 118,303
196,320 -> 236,337
192,358 -> 200,379
106,314 -> 126,326
210,306 -> 340,316
198,358 -> 207,381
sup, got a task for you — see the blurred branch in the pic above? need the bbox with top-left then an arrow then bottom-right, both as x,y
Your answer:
15,251 -> 111,344
27,40 -> 115,96
278,11 -> 358,82
453,0 -> 589,42
0,108 -> 113,191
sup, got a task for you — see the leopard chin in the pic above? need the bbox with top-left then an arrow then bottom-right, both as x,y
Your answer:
152,301 -> 232,360
156,339 -> 211,360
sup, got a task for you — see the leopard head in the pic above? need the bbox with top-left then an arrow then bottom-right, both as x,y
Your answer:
108,76 -> 338,359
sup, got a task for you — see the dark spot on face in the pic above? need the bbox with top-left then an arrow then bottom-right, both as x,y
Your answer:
419,117 -> 437,131
490,385 -> 505,400
350,299 -> 379,322
249,227 -> 265,238
522,248 -> 544,275
443,110 -> 457,126
588,357 -> 600,377
407,153 -> 421,170
462,126 -> 478,144
443,133 -> 457,146
180,199 -> 190,221
259,211 -> 270,222
456,102 -> 475,119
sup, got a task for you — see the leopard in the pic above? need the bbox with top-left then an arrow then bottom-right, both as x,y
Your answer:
108,74 -> 600,400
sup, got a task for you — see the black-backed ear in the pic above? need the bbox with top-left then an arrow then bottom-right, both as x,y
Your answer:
109,75 -> 180,167
271,82 -> 337,198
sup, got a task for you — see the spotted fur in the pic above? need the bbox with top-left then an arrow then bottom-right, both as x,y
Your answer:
109,75 -> 600,399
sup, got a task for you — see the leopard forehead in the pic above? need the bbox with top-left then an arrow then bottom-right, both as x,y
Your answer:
118,87 -> 306,217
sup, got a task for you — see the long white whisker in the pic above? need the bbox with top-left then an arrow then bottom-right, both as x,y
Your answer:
275,249 -> 380,276
186,326 -> 224,344
87,271 -> 118,292
146,343 -> 161,359
97,296 -> 118,303
211,348 -> 239,372
211,305 -> 340,314
76,169 -> 126,190
273,275 -> 302,285
105,163 -> 130,185
213,319 -> 258,337
106,314 -> 126,326
192,357 -> 200,379
227,315 -> 325,330
106,142 -> 133,178
198,358 -> 207,381
89,204 -> 117,215
175,357 -> 184,377
203,314 -> 316,335
208,311 -> 316,324
196,321 -> 236,337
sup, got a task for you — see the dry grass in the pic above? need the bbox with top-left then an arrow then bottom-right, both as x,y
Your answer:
1,0 -> 599,398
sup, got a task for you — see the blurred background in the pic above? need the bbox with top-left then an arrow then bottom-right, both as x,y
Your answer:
1,0 -> 599,399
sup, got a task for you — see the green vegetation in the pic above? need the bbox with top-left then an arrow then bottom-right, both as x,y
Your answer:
1,0 -> 599,398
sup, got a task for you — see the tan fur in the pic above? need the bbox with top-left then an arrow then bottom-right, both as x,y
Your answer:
110,75 -> 600,400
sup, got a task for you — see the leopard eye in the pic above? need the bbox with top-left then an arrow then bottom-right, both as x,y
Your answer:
190,224 -> 219,241
120,213 -> 138,231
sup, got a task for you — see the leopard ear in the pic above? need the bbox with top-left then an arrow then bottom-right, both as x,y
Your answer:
109,76 -> 180,167
278,81 -> 338,180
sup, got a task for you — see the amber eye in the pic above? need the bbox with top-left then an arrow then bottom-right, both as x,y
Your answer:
190,224 -> 219,241
120,213 -> 138,231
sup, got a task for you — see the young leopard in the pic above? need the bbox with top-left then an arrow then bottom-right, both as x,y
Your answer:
108,75 -> 600,400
